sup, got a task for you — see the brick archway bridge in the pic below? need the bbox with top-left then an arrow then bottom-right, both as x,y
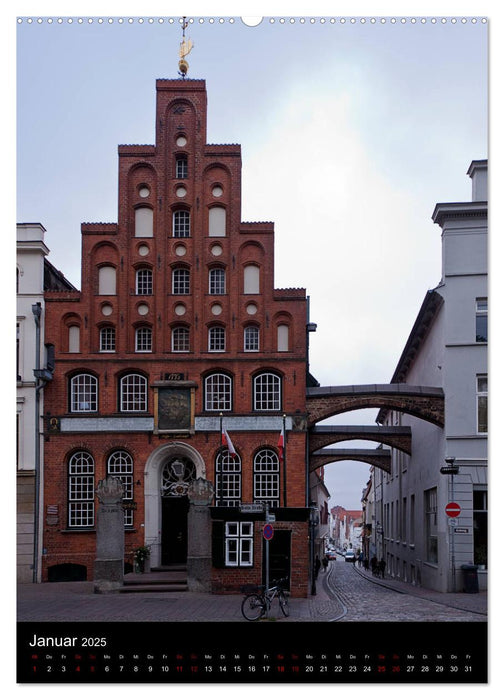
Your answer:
306,384 -> 444,474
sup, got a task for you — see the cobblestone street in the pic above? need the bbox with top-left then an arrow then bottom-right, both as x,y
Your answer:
324,559 -> 487,622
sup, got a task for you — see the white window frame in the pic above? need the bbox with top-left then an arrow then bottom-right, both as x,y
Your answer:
68,451 -> 95,528
253,372 -> 281,411
208,325 -> 226,352
175,155 -> 188,179
172,267 -> 190,295
244,325 -> 259,352
136,268 -> 153,295
225,521 -> 253,567
253,449 -> 280,507
107,450 -> 134,527
173,210 -> 190,238
205,373 -> 232,411
476,297 -> 488,343
135,326 -> 152,353
209,268 -> 226,295
215,451 -> 242,507
70,373 -> 98,412
99,326 -> 116,352
172,326 -> 190,352
477,374 -> 488,434
120,373 -> 148,412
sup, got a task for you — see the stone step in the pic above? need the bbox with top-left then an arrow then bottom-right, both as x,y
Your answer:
119,583 -> 189,594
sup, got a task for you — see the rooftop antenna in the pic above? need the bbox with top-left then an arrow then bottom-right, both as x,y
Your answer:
178,16 -> 193,79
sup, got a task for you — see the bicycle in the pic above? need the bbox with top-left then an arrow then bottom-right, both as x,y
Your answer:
241,578 -> 290,620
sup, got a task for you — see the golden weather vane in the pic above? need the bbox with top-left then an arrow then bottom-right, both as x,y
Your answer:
178,16 -> 194,78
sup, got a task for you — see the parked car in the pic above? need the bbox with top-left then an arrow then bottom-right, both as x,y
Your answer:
325,550 -> 336,560
344,549 -> 356,562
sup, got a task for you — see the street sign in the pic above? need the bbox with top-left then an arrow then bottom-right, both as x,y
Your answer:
240,503 -> 265,513
267,514 -> 276,523
263,523 -> 274,540
454,527 -> 470,534
445,502 -> 461,518
448,517 -> 458,527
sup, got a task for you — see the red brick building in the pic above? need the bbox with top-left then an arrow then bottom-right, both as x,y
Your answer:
42,78 -> 312,596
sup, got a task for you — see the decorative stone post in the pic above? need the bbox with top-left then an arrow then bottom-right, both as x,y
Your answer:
187,477 -> 214,592
94,476 -> 125,594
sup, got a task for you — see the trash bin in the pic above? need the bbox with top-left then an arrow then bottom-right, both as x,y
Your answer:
461,564 -> 479,593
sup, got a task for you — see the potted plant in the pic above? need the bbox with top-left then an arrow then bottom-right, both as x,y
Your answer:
133,545 -> 151,573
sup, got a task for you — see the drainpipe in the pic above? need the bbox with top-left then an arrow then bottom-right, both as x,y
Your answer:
32,303 -> 42,584
32,303 -> 54,583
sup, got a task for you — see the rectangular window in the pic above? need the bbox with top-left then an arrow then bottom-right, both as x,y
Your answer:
477,374 -> 488,433
402,497 -> 407,542
473,487 -> 488,569
476,298 -> 488,342
425,487 -> 438,564
225,521 -> 253,566
409,494 -> 415,545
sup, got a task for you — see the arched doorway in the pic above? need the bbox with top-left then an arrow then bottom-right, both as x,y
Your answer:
160,457 -> 195,565
144,442 -> 206,569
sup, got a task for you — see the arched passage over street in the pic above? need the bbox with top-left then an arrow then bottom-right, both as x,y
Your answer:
311,448 -> 391,473
309,425 -> 412,455
306,384 -> 444,428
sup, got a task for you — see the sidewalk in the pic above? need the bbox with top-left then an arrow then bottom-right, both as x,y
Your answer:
17,577 -> 344,623
352,564 -> 487,616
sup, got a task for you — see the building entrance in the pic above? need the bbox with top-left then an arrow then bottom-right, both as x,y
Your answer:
159,456 -> 196,566
161,496 -> 189,565
263,530 -> 291,589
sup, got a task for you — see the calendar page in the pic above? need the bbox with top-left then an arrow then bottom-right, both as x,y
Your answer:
15,7 -> 489,686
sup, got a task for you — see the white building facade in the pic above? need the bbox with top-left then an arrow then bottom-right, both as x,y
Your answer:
16,223 -> 49,583
367,161 -> 487,593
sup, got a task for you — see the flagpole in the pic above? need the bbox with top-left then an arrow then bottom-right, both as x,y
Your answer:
219,412 -> 223,506
282,414 -> 287,507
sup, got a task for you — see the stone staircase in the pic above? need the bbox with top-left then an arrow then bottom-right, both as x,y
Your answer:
119,565 -> 188,593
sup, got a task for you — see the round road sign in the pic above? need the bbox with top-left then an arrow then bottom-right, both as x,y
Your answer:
445,502 -> 461,518
263,523 -> 274,540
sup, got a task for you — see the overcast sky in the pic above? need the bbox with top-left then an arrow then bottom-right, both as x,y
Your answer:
15,6 -> 488,509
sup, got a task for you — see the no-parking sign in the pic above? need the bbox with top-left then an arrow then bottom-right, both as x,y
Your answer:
263,523 -> 274,540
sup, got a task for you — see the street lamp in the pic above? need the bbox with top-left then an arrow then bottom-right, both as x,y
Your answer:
440,457 -> 459,592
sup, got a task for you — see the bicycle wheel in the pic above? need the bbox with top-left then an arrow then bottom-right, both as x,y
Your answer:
241,593 -> 266,621
278,590 -> 290,617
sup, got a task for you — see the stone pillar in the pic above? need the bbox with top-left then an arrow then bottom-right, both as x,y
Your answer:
186,478 -> 214,593
94,476 -> 125,594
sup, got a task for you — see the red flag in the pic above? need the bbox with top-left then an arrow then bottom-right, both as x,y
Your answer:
277,426 -> 285,462
221,428 -> 237,457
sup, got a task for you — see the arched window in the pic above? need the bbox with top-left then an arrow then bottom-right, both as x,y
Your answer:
135,206 -> 153,237
172,326 -> 190,352
209,206 -> 226,237
244,325 -> 259,352
209,268 -> 226,295
253,372 -> 281,411
205,373 -> 232,411
68,325 -> 80,353
253,449 -> 280,507
120,373 -> 147,412
176,155 -> 188,179
172,267 -> 190,295
99,326 -> 115,352
98,265 -> 116,295
70,373 -> 98,412
173,210 -> 190,238
277,324 -> 289,352
68,451 -> 95,528
136,268 -> 153,295
208,325 -> 225,352
244,264 -> 260,294
215,450 -> 242,507
135,326 -> 152,352
107,450 -> 134,527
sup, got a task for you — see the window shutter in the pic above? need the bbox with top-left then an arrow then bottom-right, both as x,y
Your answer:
212,520 -> 225,568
